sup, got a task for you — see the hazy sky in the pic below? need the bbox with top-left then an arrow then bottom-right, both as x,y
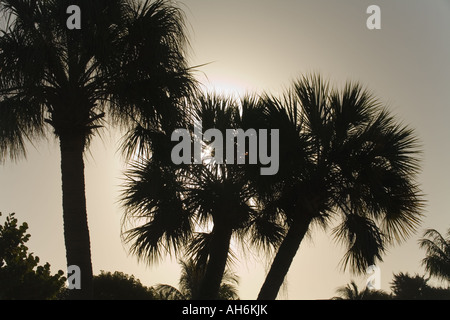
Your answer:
1,0 -> 450,299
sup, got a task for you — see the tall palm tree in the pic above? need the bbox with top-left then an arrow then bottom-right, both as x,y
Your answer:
0,0 -> 196,299
121,93 -> 284,300
419,228 -> 450,283
154,259 -> 239,300
256,74 -> 423,299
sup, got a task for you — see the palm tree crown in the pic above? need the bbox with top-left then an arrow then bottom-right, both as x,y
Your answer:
419,228 -> 450,283
257,74 -> 424,299
333,280 -> 390,300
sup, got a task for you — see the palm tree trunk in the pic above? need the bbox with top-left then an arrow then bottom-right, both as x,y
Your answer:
257,216 -> 313,300
195,222 -> 233,300
59,133 -> 93,300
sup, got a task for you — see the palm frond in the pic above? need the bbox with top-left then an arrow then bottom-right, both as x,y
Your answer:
0,95 -> 43,162
333,213 -> 386,274
120,159 -> 193,264
334,280 -> 362,300
419,228 -> 450,282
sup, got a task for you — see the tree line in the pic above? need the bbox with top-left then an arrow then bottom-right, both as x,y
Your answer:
2,212 -> 448,300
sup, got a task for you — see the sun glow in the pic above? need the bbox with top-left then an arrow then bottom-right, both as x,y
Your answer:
202,76 -> 250,100
201,143 -> 215,165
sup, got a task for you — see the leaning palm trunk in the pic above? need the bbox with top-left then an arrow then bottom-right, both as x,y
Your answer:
59,133 -> 93,299
196,222 -> 233,300
256,75 -> 423,300
257,216 -> 313,300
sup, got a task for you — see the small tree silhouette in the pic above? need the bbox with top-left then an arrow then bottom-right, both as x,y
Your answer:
0,213 -> 66,300
92,271 -> 156,300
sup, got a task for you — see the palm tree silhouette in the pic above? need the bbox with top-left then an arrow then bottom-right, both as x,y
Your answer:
121,93 -> 284,300
0,0 -> 196,299
154,259 -> 239,300
256,74 -> 424,300
419,228 -> 450,283
333,280 -> 390,300
334,281 -> 365,300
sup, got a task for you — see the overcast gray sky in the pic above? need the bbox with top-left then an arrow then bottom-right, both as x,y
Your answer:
1,0 -> 449,299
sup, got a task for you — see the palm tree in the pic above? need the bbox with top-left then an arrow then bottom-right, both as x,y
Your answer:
333,280 -> 391,300
334,281 -> 364,300
0,0 -> 196,299
154,259 -> 239,300
419,228 -> 450,283
256,74 -> 423,299
121,93 -> 284,300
